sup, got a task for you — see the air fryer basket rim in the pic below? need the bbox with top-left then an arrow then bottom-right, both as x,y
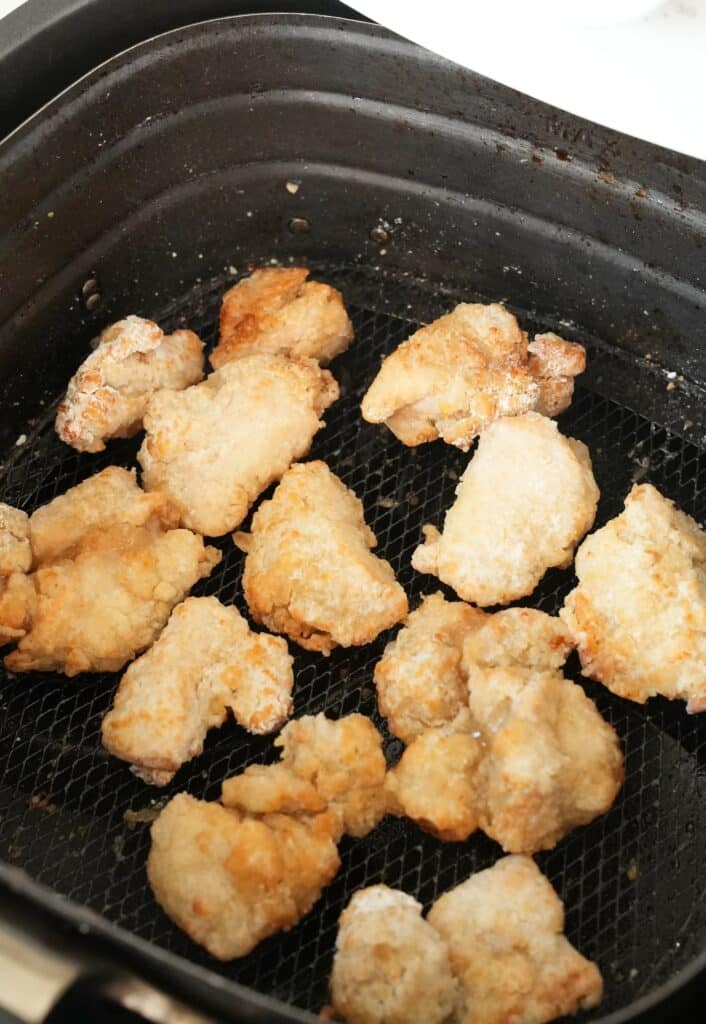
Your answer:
0,12 -> 704,1024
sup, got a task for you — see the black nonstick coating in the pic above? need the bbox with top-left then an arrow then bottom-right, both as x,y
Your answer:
1,260 -> 705,1022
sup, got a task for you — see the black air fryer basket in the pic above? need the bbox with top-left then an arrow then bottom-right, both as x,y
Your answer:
0,9 -> 705,1024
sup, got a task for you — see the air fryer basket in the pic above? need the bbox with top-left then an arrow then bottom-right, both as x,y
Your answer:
1,14 -> 705,1024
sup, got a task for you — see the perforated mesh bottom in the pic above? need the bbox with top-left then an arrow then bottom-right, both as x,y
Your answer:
1,263 -> 705,1021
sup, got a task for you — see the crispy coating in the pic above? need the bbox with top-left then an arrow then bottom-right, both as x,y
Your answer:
29,466 -> 177,565
0,573 -> 36,645
0,503 -> 31,576
330,886 -> 460,1024
4,525 -> 220,676
385,712 -> 483,842
361,303 -> 585,450
427,855 -> 603,1024
56,315 -> 204,453
211,267 -> 353,369
236,461 -> 408,654
147,793 -> 340,960
464,609 -> 623,853
138,354 -> 339,536
222,713 -> 387,840
412,413 -> 599,605
375,592 -> 486,742
561,483 -> 706,712
102,597 -> 293,785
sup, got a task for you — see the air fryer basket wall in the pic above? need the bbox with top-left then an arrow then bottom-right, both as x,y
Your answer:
0,15 -> 705,1024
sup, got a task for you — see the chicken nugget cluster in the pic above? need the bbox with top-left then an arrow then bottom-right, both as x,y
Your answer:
147,714 -> 386,959
330,857 -> 602,1024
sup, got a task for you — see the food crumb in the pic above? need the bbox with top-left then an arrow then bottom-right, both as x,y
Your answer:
377,496 -> 396,509
29,794 -> 57,814
47,211 -> 55,218
113,834 -> 125,862
447,468 -> 459,481
666,381 -> 676,391
285,181 -> 300,194
123,801 -> 166,829
406,491 -> 419,506
626,859 -> 639,882
15,434 -> 27,446
228,265 -> 238,275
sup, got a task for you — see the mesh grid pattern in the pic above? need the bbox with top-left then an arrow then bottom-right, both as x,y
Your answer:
1,263 -> 705,1021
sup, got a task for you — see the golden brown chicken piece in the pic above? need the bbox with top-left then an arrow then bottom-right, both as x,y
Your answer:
427,855 -> 603,1024
221,713 -> 387,840
330,886 -> 460,1024
464,608 -> 623,853
138,354 -> 338,537
561,483 -> 706,712
55,315 -> 204,453
385,712 -> 483,843
0,503 -> 31,576
147,793 -> 340,960
211,267 -> 354,369
374,592 -> 486,743
0,573 -> 35,645
235,461 -> 408,654
361,303 -> 585,450
29,466 -> 176,566
102,597 -> 293,785
4,524 -> 220,676
412,413 -> 599,606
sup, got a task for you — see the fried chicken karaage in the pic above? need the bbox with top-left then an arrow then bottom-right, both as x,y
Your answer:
427,855 -> 603,1024
330,886 -> 460,1024
102,597 -> 293,785
361,303 -> 585,450
221,713 -> 387,840
235,461 -> 408,654
561,483 -> 706,711
211,267 -> 353,369
412,413 -> 599,605
147,793 -> 340,960
374,592 -> 486,743
56,315 -> 204,453
138,354 -> 338,536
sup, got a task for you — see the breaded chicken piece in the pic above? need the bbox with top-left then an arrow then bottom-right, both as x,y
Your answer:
561,483 -> 706,712
235,461 -> 408,653
102,597 -> 293,785
385,712 -> 483,842
29,466 -> 176,566
361,303 -> 585,450
330,886 -> 460,1024
4,525 -> 220,676
56,315 -> 204,453
412,414 -> 599,606
138,354 -> 338,536
427,855 -> 603,1024
222,713 -> 387,840
147,792 -> 340,960
211,267 -> 353,369
464,609 -> 623,853
0,573 -> 36,645
375,592 -> 486,743
0,504 -> 31,576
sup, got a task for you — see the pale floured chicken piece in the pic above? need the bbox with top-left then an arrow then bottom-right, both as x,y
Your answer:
222,713 -> 387,840
4,524 -> 220,676
361,303 -> 585,450
102,597 -> 293,785
211,267 -> 353,369
56,315 -> 204,453
412,413 -> 599,606
138,354 -> 338,536
375,592 -> 486,743
561,483 -> 706,712
464,608 -> 623,853
428,855 -> 603,1024
385,712 -> 483,843
330,886 -> 460,1024
147,792 -> 340,960
235,461 -> 408,654
0,503 -> 31,576
29,466 -> 176,566
0,573 -> 35,645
